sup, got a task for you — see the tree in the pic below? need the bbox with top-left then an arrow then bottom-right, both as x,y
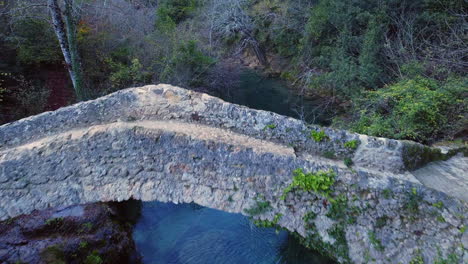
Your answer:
47,0 -> 87,100
1,0 -> 87,100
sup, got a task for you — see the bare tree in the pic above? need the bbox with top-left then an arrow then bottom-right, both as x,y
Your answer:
2,0 -> 87,100
208,0 -> 267,66
47,0 -> 86,100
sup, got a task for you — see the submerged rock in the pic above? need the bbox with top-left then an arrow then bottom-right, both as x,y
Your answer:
0,202 -> 140,264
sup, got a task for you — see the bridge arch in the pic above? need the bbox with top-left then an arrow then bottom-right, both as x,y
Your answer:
0,84 -> 466,263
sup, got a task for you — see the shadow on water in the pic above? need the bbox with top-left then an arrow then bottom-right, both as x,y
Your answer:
218,70 -> 330,126
133,202 -> 336,264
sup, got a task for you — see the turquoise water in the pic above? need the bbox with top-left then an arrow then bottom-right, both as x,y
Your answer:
133,202 -> 335,264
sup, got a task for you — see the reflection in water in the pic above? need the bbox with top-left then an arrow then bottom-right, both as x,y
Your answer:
133,202 -> 335,264
218,70 -> 329,125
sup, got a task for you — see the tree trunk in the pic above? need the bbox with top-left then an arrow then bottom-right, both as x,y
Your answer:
47,0 -> 87,101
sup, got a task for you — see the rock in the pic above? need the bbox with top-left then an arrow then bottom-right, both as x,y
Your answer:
0,202 -> 140,264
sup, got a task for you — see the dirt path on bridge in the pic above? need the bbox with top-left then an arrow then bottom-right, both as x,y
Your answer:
2,119 -> 467,203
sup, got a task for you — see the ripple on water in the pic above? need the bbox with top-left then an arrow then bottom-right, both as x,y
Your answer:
133,202 -> 336,264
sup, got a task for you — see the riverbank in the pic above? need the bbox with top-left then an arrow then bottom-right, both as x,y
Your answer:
0,202 -> 140,264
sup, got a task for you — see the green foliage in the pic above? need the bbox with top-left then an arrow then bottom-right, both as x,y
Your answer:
156,0 -> 198,27
368,231 -> 384,251
263,123 -> 277,130
159,40 -> 215,87
303,211 -> 317,224
281,169 -> 336,200
310,130 -> 329,142
12,75 -> 50,116
402,142 -> 445,170
323,150 -> 336,159
84,250 -> 103,264
82,222 -> 93,230
343,157 -> 353,167
405,188 -> 422,215
358,17 -> 382,87
298,220 -> 350,262
327,223 -> 349,257
344,140 -> 359,150
40,245 -> 66,264
409,252 -> 424,264
79,241 -> 88,249
434,253 -> 460,264
326,194 -> 348,220
460,225 -> 466,234
253,213 -> 283,228
432,201 -> 444,209
350,77 -> 467,142
249,0 -> 306,58
107,58 -> 150,90
9,18 -> 61,65
244,195 -> 271,216
45,217 -> 63,226
375,216 -> 388,229
436,215 -> 446,223
300,0 -> 466,99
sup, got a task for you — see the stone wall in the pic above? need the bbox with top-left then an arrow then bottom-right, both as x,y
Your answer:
0,84 -> 466,263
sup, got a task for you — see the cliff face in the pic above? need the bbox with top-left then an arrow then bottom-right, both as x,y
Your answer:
0,84 -> 466,263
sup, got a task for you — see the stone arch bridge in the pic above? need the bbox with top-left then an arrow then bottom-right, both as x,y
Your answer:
0,84 -> 467,263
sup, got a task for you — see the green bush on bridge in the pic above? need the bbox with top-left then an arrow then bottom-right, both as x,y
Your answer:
281,168 -> 336,200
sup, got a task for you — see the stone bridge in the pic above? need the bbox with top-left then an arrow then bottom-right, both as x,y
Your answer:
0,84 -> 467,263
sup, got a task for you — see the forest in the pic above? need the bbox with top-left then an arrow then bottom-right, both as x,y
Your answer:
0,0 -> 466,143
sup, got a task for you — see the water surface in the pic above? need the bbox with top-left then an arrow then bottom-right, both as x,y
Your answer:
218,70 -> 329,125
134,202 -> 335,264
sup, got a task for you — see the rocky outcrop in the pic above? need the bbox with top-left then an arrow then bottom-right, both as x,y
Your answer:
0,202 -> 140,264
0,84 -> 466,263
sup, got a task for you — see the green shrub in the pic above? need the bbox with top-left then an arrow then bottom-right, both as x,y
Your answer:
432,201 -> 444,209
326,194 -> 348,220
264,124 -> 276,130
159,40 -> 215,87
405,188 -> 422,215
12,75 -> 50,117
253,213 -> 283,228
84,250 -> 103,264
155,0 -> 198,34
460,226 -> 466,233
281,168 -> 336,200
310,130 -> 329,142
323,150 -> 336,159
344,140 -> 359,150
344,157 -> 353,167
40,245 -> 66,264
409,253 -> 424,264
79,241 -> 88,249
10,18 -> 62,65
107,58 -> 150,90
244,196 -> 271,216
351,77 -> 467,142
